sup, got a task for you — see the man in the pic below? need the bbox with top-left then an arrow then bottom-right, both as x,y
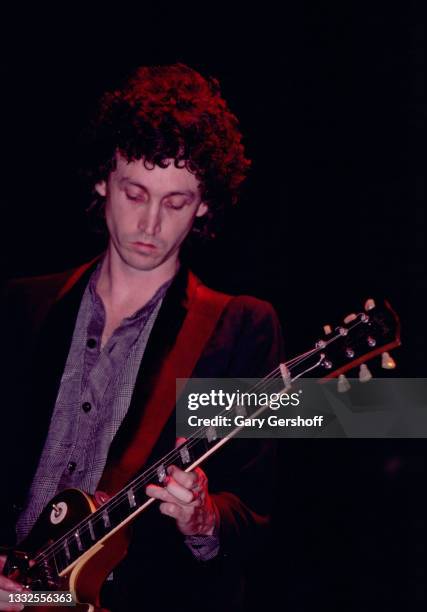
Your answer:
0,64 -> 284,611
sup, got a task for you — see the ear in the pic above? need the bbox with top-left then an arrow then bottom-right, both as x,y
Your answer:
195,202 -> 208,218
94,180 -> 107,197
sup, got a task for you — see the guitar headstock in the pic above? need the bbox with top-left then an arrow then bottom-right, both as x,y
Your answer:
286,299 -> 401,386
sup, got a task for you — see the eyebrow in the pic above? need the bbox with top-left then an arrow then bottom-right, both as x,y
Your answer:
119,178 -> 195,198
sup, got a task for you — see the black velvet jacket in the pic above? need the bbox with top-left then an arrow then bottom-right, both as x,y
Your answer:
0,258 -> 284,611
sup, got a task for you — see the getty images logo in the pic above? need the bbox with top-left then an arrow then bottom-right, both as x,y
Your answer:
187,389 -> 302,411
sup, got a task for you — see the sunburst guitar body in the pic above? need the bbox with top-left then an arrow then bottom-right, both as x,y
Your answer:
4,489 -> 130,611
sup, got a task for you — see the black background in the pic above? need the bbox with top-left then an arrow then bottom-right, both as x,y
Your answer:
1,3 -> 426,610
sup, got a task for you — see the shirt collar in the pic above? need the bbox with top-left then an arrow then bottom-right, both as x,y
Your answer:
88,258 -> 177,323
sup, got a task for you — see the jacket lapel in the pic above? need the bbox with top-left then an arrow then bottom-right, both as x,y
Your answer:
15,258 -> 102,505
103,266 -> 190,470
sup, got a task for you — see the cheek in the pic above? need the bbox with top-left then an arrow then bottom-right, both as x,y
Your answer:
105,200 -> 133,234
166,213 -> 197,243
104,205 -> 120,238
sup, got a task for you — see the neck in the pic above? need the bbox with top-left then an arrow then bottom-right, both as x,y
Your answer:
97,244 -> 179,308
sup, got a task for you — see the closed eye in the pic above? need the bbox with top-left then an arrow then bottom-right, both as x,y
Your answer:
166,202 -> 185,210
164,198 -> 189,210
126,192 -> 147,202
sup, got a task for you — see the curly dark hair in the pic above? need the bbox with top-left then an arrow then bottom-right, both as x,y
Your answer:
82,63 -> 251,240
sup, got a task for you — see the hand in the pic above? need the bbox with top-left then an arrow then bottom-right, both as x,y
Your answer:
146,461 -> 217,537
0,555 -> 26,611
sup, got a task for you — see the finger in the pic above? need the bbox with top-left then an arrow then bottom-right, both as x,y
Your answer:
167,465 -> 197,490
145,484 -> 177,504
159,502 -> 189,522
147,480 -> 198,506
159,502 -> 214,536
0,589 -> 25,611
0,577 -> 25,592
165,478 -> 195,504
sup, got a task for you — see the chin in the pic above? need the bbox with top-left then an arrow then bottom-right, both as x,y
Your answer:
129,256 -> 163,272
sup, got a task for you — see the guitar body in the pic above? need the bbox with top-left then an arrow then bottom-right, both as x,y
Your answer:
6,489 -> 130,612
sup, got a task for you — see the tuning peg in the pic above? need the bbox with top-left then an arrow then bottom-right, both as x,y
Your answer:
323,325 -> 332,335
381,351 -> 396,369
337,374 -> 351,393
359,363 -> 372,383
344,313 -> 357,324
364,298 -> 376,311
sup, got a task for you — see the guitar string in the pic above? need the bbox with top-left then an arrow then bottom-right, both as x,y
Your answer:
32,317 -> 366,567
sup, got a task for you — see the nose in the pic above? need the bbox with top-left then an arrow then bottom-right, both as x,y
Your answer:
138,201 -> 161,236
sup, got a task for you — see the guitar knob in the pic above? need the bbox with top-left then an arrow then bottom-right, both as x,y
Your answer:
52,503 -> 61,518
359,363 -> 372,383
337,374 -> 351,393
50,501 -> 68,524
364,298 -> 376,311
381,351 -> 396,369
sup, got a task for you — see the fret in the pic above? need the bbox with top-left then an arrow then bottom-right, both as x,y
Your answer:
53,544 -> 68,574
67,536 -> 82,561
157,464 -> 167,483
51,551 -> 61,576
127,488 -> 137,509
88,519 -> 95,541
206,425 -> 217,443
63,539 -> 70,561
179,445 -> 191,465
79,526 -> 93,552
87,512 -> 107,541
74,530 -> 83,552
102,509 -> 111,529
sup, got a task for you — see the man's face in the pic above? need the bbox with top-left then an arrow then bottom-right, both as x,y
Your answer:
95,153 -> 208,273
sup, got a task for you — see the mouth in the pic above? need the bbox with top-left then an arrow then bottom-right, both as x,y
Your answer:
131,241 -> 157,250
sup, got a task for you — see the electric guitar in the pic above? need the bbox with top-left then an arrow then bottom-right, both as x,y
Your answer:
2,298 -> 400,611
